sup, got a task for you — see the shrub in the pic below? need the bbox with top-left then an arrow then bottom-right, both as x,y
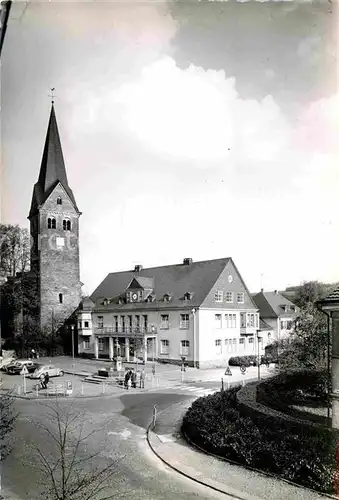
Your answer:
182,385 -> 337,494
228,355 -> 258,367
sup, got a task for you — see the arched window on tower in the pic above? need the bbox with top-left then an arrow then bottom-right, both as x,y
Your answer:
48,218 -> 56,229
57,198 -> 62,205
59,293 -> 63,304
63,219 -> 71,231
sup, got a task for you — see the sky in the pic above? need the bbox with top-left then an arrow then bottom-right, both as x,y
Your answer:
1,0 -> 338,296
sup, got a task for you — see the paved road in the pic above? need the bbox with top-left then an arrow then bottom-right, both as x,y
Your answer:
3,389 -> 233,500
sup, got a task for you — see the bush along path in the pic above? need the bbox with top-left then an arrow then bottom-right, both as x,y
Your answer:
182,385 -> 338,495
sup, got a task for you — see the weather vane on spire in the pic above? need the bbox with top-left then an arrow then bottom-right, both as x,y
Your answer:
49,87 -> 56,104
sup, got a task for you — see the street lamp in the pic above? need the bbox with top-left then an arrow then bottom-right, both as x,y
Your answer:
151,325 -> 155,363
192,308 -> 196,368
257,329 -> 262,380
71,324 -> 75,360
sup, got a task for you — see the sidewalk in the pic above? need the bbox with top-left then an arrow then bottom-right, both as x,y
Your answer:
148,400 -> 332,500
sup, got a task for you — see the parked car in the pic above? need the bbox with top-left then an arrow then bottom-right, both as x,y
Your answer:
6,360 -> 40,375
0,356 -> 17,371
30,364 -> 64,379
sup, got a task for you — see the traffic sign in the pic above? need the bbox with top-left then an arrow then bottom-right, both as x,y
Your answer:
20,365 -> 29,375
225,366 -> 232,376
240,365 -> 247,374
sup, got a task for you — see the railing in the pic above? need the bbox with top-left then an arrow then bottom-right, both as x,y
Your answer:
240,326 -> 257,335
94,326 -> 157,336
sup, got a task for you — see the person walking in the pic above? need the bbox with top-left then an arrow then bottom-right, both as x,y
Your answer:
44,372 -> 50,389
139,368 -> 145,389
127,370 -> 132,390
124,370 -> 130,389
131,370 -> 137,389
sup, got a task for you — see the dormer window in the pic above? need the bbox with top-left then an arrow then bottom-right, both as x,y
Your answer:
184,292 -> 192,301
146,295 -> 154,303
163,294 -> 170,302
103,298 -> 110,306
118,297 -> 124,305
57,198 -> 62,205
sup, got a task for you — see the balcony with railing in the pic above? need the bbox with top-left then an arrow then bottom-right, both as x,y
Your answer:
93,325 -> 157,336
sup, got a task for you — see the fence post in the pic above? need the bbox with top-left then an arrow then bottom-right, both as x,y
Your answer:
242,379 -> 246,387
221,377 -> 224,392
81,382 -> 84,395
102,381 -> 105,394
36,384 -> 39,398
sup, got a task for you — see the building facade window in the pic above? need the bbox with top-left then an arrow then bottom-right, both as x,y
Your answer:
127,315 -> 132,332
180,314 -> 189,329
239,338 -> 245,346
248,337 -> 254,344
59,293 -> 63,304
121,316 -> 125,332
98,338 -> 105,351
57,197 -> 62,205
143,315 -> 148,332
237,292 -> 244,304
180,340 -> 190,356
135,315 -> 140,331
83,338 -> 90,350
225,313 -> 236,328
97,316 -> 104,328
160,339 -> 169,354
84,321 -> 89,328
215,314 -> 222,328
160,315 -> 169,329
114,316 -> 118,332
226,292 -> 233,303
215,339 -> 222,354
78,321 -> 82,329
214,290 -> 223,303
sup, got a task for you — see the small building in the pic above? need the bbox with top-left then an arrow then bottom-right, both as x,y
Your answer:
252,289 -> 298,343
76,257 -> 267,368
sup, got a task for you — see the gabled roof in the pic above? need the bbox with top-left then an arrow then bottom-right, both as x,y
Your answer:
29,104 -> 79,217
318,286 -> 339,304
127,277 -> 154,290
252,290 -> 296,318
91,257 -> 231,309
259,318 -> 273,331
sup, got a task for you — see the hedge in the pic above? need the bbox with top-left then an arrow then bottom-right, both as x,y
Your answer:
228,355 -> 258,367
182,385 -> 338,493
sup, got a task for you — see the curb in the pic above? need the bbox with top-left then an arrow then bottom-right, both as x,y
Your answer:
146,420 -> 250,500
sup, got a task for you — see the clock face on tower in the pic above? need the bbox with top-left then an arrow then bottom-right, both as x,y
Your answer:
132,293 -> 138,301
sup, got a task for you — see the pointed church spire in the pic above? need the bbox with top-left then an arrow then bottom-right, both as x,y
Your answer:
38,103 -> 68,194
29,103 -> 79,218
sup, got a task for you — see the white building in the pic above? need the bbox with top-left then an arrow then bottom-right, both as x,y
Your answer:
76,257 -> 269,368
252,289 -> 298,344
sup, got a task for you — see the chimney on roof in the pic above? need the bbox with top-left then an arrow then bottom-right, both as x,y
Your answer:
134,265 -> 143,272
183,258 -> 193,265
274,290 -> 278,294
261,288 -> 264,293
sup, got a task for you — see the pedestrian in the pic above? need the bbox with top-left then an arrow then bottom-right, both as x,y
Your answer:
44,372 -> 50,389
127,372 -> 132,390
31,348 -> 36,359
139,368 -> 145,389
131,370 -> 137,389
124,370 -> 130,389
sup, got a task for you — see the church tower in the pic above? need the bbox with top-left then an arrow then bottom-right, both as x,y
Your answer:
28,103 -> 82,333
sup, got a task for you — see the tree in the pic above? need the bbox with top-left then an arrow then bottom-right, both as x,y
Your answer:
0,224 -> 30,278
27,400 -> 123,500
274,281 -> 336,371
